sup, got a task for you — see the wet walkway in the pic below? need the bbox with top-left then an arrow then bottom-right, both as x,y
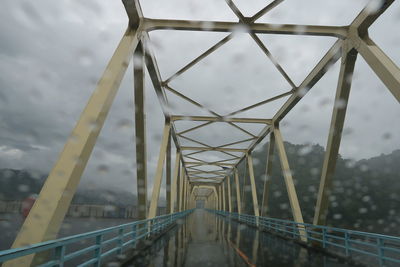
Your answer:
127,210 -> 355,267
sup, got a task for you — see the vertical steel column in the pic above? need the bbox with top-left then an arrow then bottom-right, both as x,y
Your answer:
222,179 -> 226,211
6,28 -> 141,267
241,163 -> 247,213
213,186 -> 219,210
165,134 -> 171,214
247,154 -> 260,217
170,152 -> 180,213
261,133 -> 275,217
179,166 -> 184,211
216,185 -> 220,210
273,125 -> 306,241
134,41 -> 148,220
181,174 -> 186,211
313,44 -> 358,226
227,175 -> 232,212
183,175 -> 187,210
185,181 -> 190,210
234,168 -> 242,214
148,122 -> 171,219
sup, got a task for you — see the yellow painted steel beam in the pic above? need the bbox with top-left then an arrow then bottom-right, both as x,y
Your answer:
189,175 -> 225,180
349,0 -> 394,37
178,166 -> 184,211
163,0 -> 283,85
234,168 -> 242,214
148,122 -> 171,218
143,18 -> 348,38
247,154 -> 260,217
6,26 -> 142,267
354,36 -> 400,103
222,179 -> 226,211
165,85 -> 258,138
185,162 -> 236,166
261,133 -> 275,217
225,0 -> 296,89
188,171 -> 226,175
171,115 -> 271,124
230,126 -> 271,171
166,134 -> 172,213
170,151 -> 180,213
227,175 -> 232,212
274,126 -> 307,242
133,41 -> 148,220
227,91 -> 293,117
182,174 -> 187,211
141,32 -> 190,177
273,40 -> 342,123
313,44 -> 358,226
181,146 -> 246,152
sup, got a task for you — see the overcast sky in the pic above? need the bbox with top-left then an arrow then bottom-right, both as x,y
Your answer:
0,0 -> 399,195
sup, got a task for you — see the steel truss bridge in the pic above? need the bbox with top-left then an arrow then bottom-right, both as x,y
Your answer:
1,0 -> 399,266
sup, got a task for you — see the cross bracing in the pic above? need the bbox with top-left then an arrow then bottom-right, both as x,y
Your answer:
4,0 -> 399,266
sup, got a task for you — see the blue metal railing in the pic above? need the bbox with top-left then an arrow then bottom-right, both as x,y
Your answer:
0,209 -> 193,266
209,210 -> 400,266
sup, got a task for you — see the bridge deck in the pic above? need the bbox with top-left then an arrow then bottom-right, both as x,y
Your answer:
126,209 -> 353,267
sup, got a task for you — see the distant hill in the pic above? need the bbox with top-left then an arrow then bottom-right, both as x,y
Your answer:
0,169 -> 136,207
1,143 -> 399,235
240,142 -> 400,235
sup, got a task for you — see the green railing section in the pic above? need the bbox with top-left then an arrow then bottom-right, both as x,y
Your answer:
0,209 -> 193,267
209,209 -> 400,267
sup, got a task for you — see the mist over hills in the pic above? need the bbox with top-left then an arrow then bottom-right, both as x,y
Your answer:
0,142 -> 399,235
0,169 -> 137,207
245,142 -> 400,235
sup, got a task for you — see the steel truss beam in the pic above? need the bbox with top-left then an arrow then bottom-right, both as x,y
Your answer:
133,41 -> 148,220
171,115 -> 271,124
143,19 -> 348,39
6,22 -> 142,267
313,44 -> 358,225
261,133 -> 275,217
10,1 -> 399,262
274,125 -> 307,242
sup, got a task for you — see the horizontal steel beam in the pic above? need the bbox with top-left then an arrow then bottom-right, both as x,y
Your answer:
143,18 -> 348,38
190,176 -> 225,180
186,162 -> 236,166
187,170 -> 225,175
171,115 -> 271,124
181,146 -> 246,152
190,182 -> 222,186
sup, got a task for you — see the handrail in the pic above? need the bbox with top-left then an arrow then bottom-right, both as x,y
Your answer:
0,209 -> 194,266
208,209 -> 400,266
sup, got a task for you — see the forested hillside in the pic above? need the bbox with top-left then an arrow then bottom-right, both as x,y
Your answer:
238,142 -> 400,235
1,142 -> 399,235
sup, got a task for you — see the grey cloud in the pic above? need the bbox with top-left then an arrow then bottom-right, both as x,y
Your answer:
0,0 -> 399,194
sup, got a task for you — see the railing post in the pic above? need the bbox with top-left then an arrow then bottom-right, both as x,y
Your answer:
292,224 -> 296,239
132,224 -> 137,248
94,234 -> 103,267
322,228 -> 327,248
345,232 -> 350,257
377,238 -> 385,266
54,245 -> 65,267
117,228 -> 124,254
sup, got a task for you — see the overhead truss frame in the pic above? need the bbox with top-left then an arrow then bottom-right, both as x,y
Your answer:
7,0 -> 399,265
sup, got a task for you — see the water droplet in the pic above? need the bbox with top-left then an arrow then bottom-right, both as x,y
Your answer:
97,164 -> 109,174
365,0 -> 385,15
18,184 -> 29,192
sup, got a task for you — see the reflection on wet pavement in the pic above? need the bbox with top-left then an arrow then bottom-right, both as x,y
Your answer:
127,210 -> 354,267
